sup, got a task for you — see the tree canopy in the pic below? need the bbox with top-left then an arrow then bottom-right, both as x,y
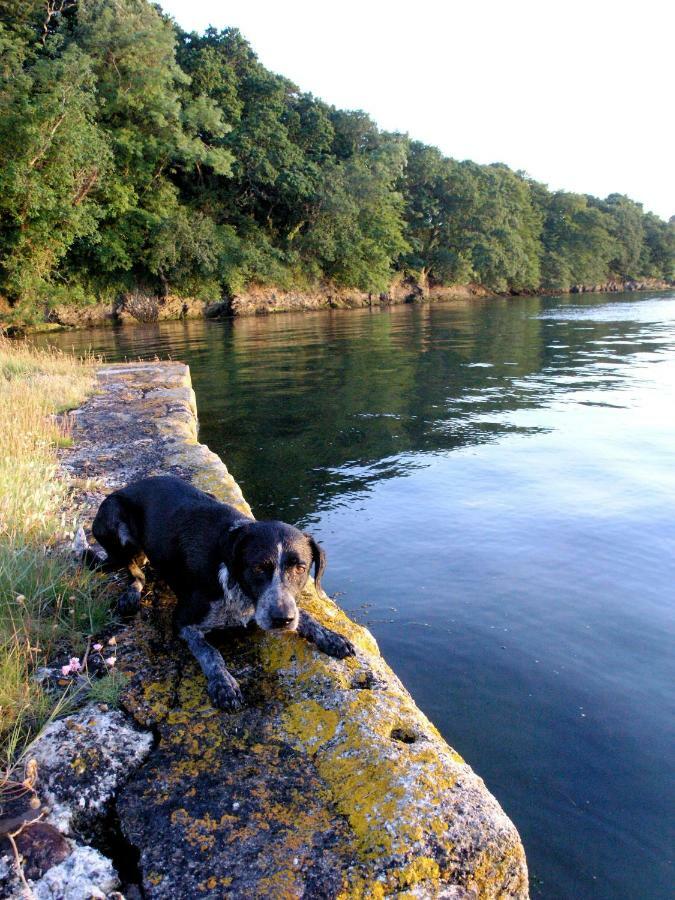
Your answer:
0,0 -> 672,317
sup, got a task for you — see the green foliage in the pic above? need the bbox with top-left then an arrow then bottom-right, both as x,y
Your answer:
298,141 -> 409,292
0,35 -> 109,302
72,0 -> 233,293
0,0 -> 671,316
87,669 -> 129,707
641,214 -> 675,280
538,192 -> 616,289
401,142 -> 472,285
402,151 -> 545,292
597,194 -> 645,278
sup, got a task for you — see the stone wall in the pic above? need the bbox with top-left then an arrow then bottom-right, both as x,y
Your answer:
10,362 -> 529,898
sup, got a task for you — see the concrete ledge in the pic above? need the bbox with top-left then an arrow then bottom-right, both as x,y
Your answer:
63,362 -> 529,899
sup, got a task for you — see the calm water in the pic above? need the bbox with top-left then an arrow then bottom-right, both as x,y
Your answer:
41,293 -> 675,898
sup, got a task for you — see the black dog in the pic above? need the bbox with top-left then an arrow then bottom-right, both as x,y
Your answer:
80,476 -> 355,709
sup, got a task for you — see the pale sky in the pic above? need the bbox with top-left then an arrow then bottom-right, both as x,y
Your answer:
161,0 -> 674,220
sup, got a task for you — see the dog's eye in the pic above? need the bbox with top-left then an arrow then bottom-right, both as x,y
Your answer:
252,564 -> 268,576
294,563 -> 307,574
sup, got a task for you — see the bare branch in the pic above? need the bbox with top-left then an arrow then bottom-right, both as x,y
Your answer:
41,0 -> 77,46
27,113 -> 67,169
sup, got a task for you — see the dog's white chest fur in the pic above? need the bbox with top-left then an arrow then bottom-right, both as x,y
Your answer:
196,565 -> 254,632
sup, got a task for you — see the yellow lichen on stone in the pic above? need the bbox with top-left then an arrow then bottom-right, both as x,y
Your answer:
140,680 -> 174,723
337,875 -> 387,900
281,700 -> 340,752
339,856 -> 447,899
257,629 -> 352,692
170,808 -> 236,853
274,684 -> 465,866
392,856 -> 440,889
70,756 -> 87,775
464,842 -> 529,899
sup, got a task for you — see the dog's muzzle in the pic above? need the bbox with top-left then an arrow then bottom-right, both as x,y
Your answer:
255,587 -> 299,632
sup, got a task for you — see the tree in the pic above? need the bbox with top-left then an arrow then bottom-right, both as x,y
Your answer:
640,213 -> 675,280
71,0 -> 232,294
401,142 -> 475,287
297,139 -> 409,292
449,163 -> 542,293
0,32 -> 109,305
593,193 -> 644,279
539,192 -> 615,288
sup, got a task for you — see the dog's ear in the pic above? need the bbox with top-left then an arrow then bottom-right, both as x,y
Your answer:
222,523 -> 252,576
305,534 -> 326,595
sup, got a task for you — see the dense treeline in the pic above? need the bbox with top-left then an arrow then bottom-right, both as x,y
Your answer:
1,0 -> 673,318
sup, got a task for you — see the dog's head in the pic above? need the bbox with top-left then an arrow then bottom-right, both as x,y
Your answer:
220,520 -> 325,632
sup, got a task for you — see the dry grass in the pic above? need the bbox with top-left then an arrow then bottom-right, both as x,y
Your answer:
0,337 -> 113,768
0,338 -> 93,540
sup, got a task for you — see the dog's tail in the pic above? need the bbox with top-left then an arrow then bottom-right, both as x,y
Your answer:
72,525 -> 108,569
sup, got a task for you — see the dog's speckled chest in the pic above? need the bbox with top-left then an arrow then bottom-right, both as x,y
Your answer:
195,565 -> 254,632
197,598 -> 253,631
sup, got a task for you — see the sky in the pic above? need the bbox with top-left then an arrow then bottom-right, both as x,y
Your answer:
161,0 -> 674,220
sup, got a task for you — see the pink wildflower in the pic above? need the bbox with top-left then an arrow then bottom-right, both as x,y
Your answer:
69,657 -> 81,671
61,665 -> 71,676
93,643 -> 103,652
105,657 -> 116,667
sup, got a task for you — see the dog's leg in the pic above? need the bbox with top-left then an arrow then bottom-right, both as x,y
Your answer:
297,610 -> 355,659
74,524 -> 144,614
117,553 -> 147,615
90,497 -> 148,616
179,625 -> 244,711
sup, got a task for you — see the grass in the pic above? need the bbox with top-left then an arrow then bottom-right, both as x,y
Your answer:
87,669 -> 129,707
0,336 -> 115,773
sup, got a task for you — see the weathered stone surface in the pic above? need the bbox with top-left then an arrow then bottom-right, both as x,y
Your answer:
226,277 -> 495,317
566,277 -> 671,294
63,363 -> 250,513
0,842 -> 119,900
29,704 -> 153,836
30,845 -> 119,899
44,293 -> 216,328
0,703 -> 150,896
60,362 -> 529,898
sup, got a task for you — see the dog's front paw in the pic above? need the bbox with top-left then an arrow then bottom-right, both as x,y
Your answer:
117,588 -> 141,616
317,628 -> 356,660
208,674 -> 244,711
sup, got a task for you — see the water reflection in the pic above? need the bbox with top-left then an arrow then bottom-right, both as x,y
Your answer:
41,293 -> 675,524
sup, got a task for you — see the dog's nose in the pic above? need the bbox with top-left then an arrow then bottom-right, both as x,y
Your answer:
271,614 -> 295,629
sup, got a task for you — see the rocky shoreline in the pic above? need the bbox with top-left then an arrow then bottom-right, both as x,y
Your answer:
1,361 -> 528,898
4,277 -> 671,334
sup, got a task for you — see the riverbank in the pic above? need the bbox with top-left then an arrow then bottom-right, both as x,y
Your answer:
1,359 -> 528,898
0,339 -> 115,755
3,276 -> 671,334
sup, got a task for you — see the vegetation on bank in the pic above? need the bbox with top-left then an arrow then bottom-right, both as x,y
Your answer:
0,0 -> 673,323
0,337 -> 113,769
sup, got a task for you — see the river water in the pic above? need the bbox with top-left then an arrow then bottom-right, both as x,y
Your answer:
40,292 -> 674,898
